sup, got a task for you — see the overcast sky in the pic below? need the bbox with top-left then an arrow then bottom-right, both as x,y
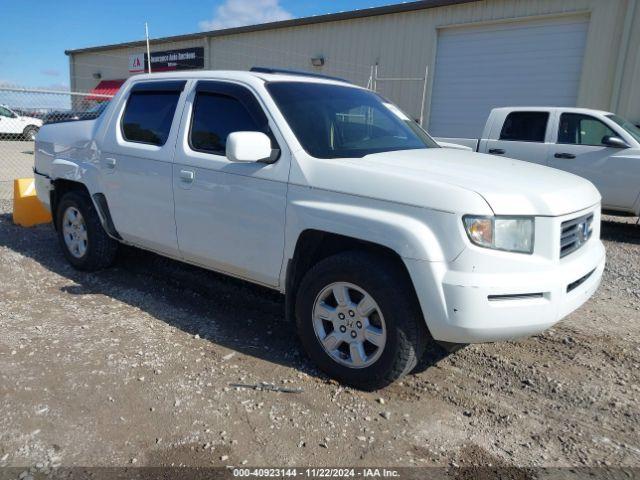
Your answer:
0,0 -> 396,89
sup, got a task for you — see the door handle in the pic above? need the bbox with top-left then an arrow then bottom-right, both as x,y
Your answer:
488,148 -> 505,155
104,158 -> 116,169
179,169 -> 195,183
554,153 -> 576,159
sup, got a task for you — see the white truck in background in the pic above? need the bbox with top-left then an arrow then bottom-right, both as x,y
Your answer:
436,107 -> 640,217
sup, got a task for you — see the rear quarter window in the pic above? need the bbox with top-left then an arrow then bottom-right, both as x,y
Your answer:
499,112 -> 549,143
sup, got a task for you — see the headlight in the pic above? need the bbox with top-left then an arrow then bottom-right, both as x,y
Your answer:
463,216 -> 534,254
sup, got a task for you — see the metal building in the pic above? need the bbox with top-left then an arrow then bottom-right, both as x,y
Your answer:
66,0 -> 640,138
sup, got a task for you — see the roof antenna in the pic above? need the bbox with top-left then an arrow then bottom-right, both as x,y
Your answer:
145,22 -> 152,74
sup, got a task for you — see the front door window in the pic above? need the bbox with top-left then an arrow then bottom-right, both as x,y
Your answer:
558,113 -> 616,147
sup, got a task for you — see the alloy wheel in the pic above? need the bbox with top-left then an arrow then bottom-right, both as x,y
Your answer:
312,282 -> 387,369
62,206 -> 88,258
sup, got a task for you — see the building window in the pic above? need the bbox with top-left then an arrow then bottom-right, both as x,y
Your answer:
122,91 -> 181,146
499,112 -> 550,143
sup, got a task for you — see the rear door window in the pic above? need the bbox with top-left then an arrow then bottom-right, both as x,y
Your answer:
558,113 -> 617,146
121,83 -> 184,146
499,112 -> 549,142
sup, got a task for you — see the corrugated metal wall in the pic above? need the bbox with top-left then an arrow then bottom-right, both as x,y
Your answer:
615,0 -> 640,123
70,0 -> 640,125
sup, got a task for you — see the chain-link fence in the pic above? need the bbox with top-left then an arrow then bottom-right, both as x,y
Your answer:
0,86 -> 113,200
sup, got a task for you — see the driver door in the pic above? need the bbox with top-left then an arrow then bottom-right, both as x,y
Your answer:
547,113 -> 637,210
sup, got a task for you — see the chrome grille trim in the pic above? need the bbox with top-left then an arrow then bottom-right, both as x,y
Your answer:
560,213 -> 594,258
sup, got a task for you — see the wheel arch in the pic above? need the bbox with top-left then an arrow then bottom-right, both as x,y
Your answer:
283,229 -> 427,334
48,158 -> 103,226
23,124 -> 39,133
49,178 -> 120,239
49,179 -> 91,230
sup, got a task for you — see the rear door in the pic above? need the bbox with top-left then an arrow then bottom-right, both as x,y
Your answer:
483,111 -> 551,164
99,80 -> 187,256
172,80 -> 289,287
547,112 -> 639,210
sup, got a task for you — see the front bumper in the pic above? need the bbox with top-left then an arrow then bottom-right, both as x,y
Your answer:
405,234 -> 605,344
34,170 -> 52,211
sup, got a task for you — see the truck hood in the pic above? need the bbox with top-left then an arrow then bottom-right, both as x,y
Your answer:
362,149 -> 600,216
301,148 -> 600,217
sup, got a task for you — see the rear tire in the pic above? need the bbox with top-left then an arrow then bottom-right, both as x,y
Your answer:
56,191 -> 118,271
295,251 -> 429,390
23,125 -> 38,141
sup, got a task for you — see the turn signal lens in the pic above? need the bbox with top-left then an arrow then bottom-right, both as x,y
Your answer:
464,217 -> 493,248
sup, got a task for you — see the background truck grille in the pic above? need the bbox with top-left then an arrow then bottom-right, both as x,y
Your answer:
560,213 -> 594,258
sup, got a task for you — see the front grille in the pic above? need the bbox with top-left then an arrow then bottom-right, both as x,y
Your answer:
560,213 -> 594,258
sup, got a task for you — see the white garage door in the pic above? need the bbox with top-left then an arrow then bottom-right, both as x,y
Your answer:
428,16 -> 589,139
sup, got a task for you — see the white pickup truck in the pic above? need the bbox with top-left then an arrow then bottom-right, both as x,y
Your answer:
437,107 -> 640,217
34,69 -> 605,389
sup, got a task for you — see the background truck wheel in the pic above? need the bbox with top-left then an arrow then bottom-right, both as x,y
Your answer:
56,191 -> 118,271
23,125 -> 39,141
295,251 -> 429,390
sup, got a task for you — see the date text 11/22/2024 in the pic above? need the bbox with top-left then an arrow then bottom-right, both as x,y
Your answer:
232,468 -> 401,477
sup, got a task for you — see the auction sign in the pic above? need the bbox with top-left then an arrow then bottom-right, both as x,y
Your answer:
128,47 -> 204,73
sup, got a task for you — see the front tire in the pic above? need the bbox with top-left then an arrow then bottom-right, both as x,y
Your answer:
56,191 -> 118,271
295,251 -> 429,390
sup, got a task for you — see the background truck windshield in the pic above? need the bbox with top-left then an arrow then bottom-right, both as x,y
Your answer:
267,82 -> 438,159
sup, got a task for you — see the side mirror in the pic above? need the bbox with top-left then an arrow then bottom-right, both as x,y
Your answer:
226,131 -> 274,163
602,135 -> 629,149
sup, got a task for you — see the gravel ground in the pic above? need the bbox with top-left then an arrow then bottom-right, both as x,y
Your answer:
0,199 -> 639,472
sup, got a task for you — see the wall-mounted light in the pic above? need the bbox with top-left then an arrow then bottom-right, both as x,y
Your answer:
311,56 -> 325,67
93,72 -> 102,80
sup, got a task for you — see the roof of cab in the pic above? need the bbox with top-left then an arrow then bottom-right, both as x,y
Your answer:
124,69 -> 356,89
491,106 -> 614,116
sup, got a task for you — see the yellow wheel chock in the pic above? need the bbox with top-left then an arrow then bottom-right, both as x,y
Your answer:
12,178 -> 52,227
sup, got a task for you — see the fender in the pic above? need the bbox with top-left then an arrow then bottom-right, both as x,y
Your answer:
49,158 -> 121,239
280,185 -> 467,288
51,158 -> 103,195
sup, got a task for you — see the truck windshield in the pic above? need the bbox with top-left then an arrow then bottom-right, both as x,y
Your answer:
607,114 -> 640,144
267,82 -> 438,159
